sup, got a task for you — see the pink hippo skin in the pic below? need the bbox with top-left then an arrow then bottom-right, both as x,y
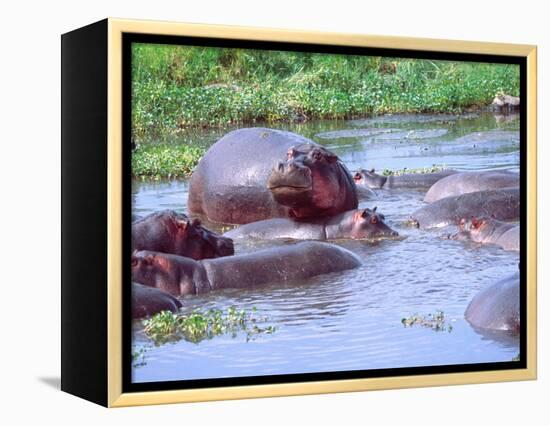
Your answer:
188,128 -> 357,225
132,210 -> 234,260
452,216 -> 519,251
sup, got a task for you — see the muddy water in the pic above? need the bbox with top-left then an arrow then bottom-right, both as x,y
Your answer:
132,112 -> 520,383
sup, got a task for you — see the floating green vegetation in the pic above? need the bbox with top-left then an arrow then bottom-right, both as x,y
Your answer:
512,353 -> 520,362
132,345 -> 150,368
401,310 -> 453,332
132,43 -> 520,140
382,164 -> 446,176
142,307 -> 277,345
132,143 -> 206,180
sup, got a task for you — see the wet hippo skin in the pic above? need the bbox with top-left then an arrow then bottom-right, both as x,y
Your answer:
409,187 -> 519,229
132,282 -> 182,319
465,272 -> 519,333
132,242 -> 362,296
452,216 -> 519,251
188,128 -> 357,224
354,168 -> 457,190
424,170 -> 519,203
132,210 -> 234,260
224,207 -> 398,241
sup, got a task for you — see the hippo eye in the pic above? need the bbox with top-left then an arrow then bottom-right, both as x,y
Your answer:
371,216 -> 378,224
354,172 -> 362,180
310,150 -> 323,161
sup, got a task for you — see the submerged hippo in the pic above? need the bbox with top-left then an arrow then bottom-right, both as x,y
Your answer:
409,187 -> 519,229
353,168 -> 458,190
132,210 -> 234,260
465,272 -> 520,333
224,207 -> 398,241
188,128 -> 358,224
424,170 -> 519,203
132,241 -> 362,296
491,94 -> 520,112
132,282 -> 182,319
452,216 -> 519,251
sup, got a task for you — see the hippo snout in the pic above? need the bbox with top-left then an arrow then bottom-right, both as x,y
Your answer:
216,237 -> 235,256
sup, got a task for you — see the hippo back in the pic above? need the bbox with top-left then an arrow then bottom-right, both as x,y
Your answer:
464,272 -> 519,333
424,170 -> 519,203
189,128 -> 316,224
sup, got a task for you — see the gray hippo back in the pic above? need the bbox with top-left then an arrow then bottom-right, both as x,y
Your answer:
188,128 -> 357,224
424,170 -> 519,203
465,272 -> 519,333
410,187 -> 519,229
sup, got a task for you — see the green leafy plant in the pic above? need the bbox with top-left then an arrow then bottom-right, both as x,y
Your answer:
382,164 -> 446,176
142,306 -> 277,345
401,310 -> 453,332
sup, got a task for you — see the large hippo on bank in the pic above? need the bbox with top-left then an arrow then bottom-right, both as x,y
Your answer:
424,170 -> 519,203
354,168 -> 458,190
409,187 -> 519,229
132,210 -> 234,260
224,207 -> 398,241
132,282 -> 182,319
132,241 -> 362,296
464,272 -> 520,333
188,128 -> 358,224
451,216 -> 519,251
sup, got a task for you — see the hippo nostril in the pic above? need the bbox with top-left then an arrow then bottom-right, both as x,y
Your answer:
391,231 -> 399,237
277,162 -> 285,173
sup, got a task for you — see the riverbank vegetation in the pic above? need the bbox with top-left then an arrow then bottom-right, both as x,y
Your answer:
132,43 -> 520,142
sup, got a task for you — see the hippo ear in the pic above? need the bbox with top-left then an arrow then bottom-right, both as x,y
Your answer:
354,172 -> 361,179
131,255 -> 138,267
176,219 -> 189,230
191,218 -> 201,227
361,209 -> 370,218
372,206 -> 377,213
471,217 -> 481,229
370,168 -> 375,173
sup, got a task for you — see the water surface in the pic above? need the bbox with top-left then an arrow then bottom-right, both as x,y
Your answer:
132,112 -> 520,383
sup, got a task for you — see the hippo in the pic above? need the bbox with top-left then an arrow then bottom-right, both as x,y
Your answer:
424,170 -> 519,203
132,210 -> 234,260
464,272 -> 520,333
188,128 -> 358,224
353,168 -> 458,190
451,216 -> 519,251
132,282 -> 182,319
491,94 -> 520,112
224,207 -> 398,241
132,241 -> 362,296
409,187 -> 519,229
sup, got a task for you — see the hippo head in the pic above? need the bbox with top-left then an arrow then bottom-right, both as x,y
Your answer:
131,250 -> 197,296
176,217 -> 234,260
347,207 -> 399,239
267,144 -> 358,218
451,216 -> 494,242
353,169 -> 387,189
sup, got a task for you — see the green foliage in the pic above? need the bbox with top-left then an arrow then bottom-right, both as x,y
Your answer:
382,164 -> 446,176
401,310 -> 453,332
142,306 -> 276,345
131,143 -> 205,179
132,43 -> 520,140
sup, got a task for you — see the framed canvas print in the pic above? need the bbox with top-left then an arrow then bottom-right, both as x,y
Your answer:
61,18 -> 537,407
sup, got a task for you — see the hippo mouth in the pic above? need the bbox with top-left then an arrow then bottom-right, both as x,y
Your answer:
268,184 -> 312,192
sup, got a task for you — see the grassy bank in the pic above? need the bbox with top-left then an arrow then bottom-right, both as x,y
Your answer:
132,143 -> 205,180
132,43 -> 520,141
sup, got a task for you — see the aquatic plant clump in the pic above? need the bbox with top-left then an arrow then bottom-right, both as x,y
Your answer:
142,307 -> 277,345
382,165 -> 446,176
401,310 -> 453,332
